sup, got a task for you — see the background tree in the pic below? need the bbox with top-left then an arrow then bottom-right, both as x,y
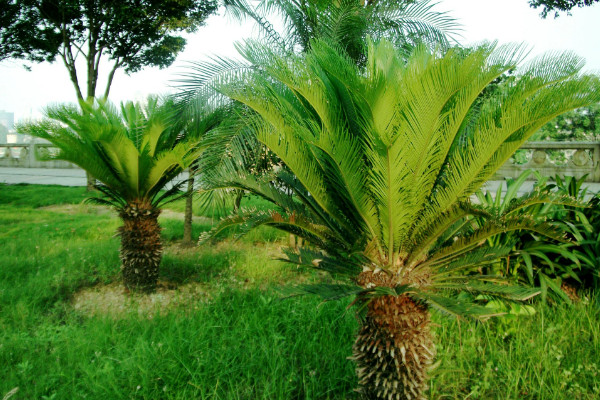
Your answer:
192,39 -> 600,398
529,0 -> 600,17
169,96 -> 229,245
533,103 -> 600,140
17,98 -> 206,292
0,0 -> 218,100
224,0 -> 458,64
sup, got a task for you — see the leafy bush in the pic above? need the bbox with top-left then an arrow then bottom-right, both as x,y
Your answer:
547,175 -> 600,289
474,171 -> 581,302
475,172 -> 600,302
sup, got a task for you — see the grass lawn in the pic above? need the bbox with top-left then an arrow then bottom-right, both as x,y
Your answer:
0,184 -> 599,399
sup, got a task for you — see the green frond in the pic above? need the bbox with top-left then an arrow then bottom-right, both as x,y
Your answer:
433,244 -> 515,276
431,282 -> 540,302
179,37 -> 600,304
422,217 -> 568,269
412,291 -> 503,320
17,98 -> 211,208
282,283 -> 366,302
97,135 -> 140,198
83,196 -> 120,208
371,0 -> 460,48
152,179 -> 190,209
282,247 -> 363,277
502,191 -> 583,217
198,208 -> 342,251
407,202 -> 491,267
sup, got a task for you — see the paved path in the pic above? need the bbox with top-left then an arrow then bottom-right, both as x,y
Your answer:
0,167 -> 87,186
1,167 -> 599,197
0,167 -> 189,187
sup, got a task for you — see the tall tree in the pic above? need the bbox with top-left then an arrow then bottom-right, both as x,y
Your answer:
224,0 -> 458,64
529,0 -> 600,17
171,96 -> 228,245
0,0 -> 218,101
192,39 -> 600,398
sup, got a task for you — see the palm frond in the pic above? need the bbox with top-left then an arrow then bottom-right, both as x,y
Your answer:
431,282 -> 540,301
412,291 -> 503,320
177,37 -> 600,317
282,283 -> 366,302
282,247 -> 363,277
17,98 -> 208,209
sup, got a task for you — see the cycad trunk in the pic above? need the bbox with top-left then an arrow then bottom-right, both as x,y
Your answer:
354,273 -> 434,400
118,201 -> 162,292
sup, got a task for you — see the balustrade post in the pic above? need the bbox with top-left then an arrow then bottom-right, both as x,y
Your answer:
28,142 -> 36,167
593,143 -> 600,182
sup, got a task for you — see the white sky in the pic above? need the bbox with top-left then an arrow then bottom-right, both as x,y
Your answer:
1,0 -> 599,123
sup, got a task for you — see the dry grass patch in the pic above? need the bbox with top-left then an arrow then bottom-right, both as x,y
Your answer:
71,280 -> 210,318
158,209 -> 213,223
39,203 -> 114,216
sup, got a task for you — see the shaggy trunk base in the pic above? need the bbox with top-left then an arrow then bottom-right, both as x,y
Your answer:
119,203 -> 162,292
353,291 -> 434,400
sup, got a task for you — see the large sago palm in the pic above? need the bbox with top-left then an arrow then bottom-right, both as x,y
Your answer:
18,99 -> 208,292
194,40 -> 600,399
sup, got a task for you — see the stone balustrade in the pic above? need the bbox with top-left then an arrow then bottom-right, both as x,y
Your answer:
0,143 -> 76,169
2,141 -> 599,182
494,141 -> 600,182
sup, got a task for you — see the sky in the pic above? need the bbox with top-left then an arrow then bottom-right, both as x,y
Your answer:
1,0 -> 599,123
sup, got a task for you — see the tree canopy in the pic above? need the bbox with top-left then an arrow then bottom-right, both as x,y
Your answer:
529,0 -> 600,17
0,0 -> 218,100
533,103 -> 600,140
224,0 -> 458,64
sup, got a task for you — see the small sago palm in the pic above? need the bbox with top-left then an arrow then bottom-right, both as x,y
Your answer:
193,40 -> 600,399
18,99 -> 205,292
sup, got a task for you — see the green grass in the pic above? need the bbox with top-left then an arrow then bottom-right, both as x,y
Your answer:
0,184 -> 599,399
0,183 -> 88,207
431,301 -> 600,399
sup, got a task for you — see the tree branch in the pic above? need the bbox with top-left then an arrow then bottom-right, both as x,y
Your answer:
60,21 -> 83,101
70,40 -> 87,60
103,58 -> 122,99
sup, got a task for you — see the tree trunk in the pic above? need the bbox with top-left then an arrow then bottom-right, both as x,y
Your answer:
86,172 -> 95,191
233,189 -> 244,212
118,201 -> 162,292
182,172 -> 195,246
353,272 -> 435,399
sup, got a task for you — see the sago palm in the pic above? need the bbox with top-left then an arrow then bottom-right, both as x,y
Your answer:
191,40 -> 600,399
18,98 -> 208,292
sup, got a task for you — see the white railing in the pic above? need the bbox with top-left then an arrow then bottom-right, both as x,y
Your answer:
2,141 -> 599,182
